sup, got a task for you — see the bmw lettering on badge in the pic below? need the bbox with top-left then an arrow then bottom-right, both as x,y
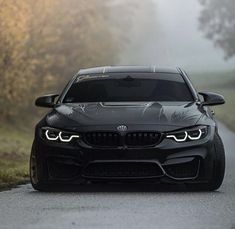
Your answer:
117,125 -> 128,132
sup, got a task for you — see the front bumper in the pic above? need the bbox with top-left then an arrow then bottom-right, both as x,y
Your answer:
34,126 -> 215,184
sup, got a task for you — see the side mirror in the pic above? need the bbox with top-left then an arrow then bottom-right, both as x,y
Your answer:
199,91 -> 225,106
35,94 -> 59,108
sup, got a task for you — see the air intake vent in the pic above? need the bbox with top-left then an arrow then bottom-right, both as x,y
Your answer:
164,158 -> 200,179
83,161 -> 164,178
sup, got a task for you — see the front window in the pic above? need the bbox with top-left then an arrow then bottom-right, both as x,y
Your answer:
63,73 -> 194,103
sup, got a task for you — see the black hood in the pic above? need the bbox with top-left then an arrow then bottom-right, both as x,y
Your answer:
45,102 -> 204,132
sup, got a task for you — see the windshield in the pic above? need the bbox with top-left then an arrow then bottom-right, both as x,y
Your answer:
63,73 -> 194,103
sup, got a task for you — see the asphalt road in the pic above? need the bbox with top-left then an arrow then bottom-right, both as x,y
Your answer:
0,123 -> 234,229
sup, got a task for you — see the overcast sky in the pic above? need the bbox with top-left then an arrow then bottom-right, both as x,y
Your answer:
119,0 -> 235,72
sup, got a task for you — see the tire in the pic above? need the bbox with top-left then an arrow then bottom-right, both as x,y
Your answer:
29,142 -> 50,191
187,133 -> 225,191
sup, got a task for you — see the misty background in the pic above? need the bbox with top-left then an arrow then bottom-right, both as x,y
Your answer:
119,0 -> 235,71
0,0 -> 235,187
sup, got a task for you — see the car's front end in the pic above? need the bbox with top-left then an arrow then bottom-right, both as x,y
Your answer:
32,102 -> 217,186
30,66 -> 225,191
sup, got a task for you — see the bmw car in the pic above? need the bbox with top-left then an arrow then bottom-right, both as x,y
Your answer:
30,66 -> 225,191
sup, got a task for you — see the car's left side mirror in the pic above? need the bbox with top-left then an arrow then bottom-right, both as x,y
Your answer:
199,91 -> 225,107
35,94 -> 59,108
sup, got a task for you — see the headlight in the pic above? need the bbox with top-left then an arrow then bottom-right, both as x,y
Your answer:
42,127 -> 80,143
166,126 -> 208,142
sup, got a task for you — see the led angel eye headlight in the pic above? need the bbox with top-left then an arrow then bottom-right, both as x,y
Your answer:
45,129 -> 59,141
58,131 -> 80,142
188,129 -> 202,140
166,126 -> 208,142
43,128 -> 79,142
166,131 -> 188,142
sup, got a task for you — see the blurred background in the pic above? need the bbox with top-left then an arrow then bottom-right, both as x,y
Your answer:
0,0 -> 234,188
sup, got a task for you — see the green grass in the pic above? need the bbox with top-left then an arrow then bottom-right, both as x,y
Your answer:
0,125 -> 32,190
191,70 -> 235,131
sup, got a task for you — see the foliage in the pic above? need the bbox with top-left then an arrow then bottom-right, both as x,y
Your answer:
0,0 -> 144,120
0,0 -> 34,118
198,0 -> 235,59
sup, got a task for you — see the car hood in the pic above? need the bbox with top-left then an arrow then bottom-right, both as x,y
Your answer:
46,102 -> 203,131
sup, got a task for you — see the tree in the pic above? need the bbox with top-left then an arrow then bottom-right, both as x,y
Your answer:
199,0 -> 235,59
0,0 -> 152,121
0,0 -> 119,119
0,0 -> 34,118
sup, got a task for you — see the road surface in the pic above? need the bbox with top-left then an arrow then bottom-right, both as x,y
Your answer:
0,123 -> 234,229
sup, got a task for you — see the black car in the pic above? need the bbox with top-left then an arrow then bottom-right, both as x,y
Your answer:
30,66 -> 225,191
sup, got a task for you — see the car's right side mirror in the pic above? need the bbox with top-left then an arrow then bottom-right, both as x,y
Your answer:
199,91 -> 225,107
35,94 -> 59,108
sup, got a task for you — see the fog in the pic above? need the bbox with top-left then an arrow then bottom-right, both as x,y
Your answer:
119,0 -> 235,72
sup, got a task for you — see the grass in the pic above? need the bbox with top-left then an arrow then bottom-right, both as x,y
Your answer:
0,124 -> 32,190
191,70 -> 235,131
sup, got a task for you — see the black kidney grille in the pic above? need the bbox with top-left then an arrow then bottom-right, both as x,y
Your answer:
84,131 -> 161,147
125,132 -> 161,146
85,132 -> 121,147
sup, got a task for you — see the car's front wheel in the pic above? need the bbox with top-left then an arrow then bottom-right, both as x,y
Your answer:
187,133 -> 225,191
30,142 -> 50,191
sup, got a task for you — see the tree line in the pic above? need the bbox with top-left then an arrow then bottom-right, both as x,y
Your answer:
199,0 -> 235,60
0,0 -> 144,121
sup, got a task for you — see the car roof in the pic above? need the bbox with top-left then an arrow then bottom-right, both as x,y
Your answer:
78,66 -> 180,75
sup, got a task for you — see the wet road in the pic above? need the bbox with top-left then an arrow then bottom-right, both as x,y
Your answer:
0,123 -> 234,229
